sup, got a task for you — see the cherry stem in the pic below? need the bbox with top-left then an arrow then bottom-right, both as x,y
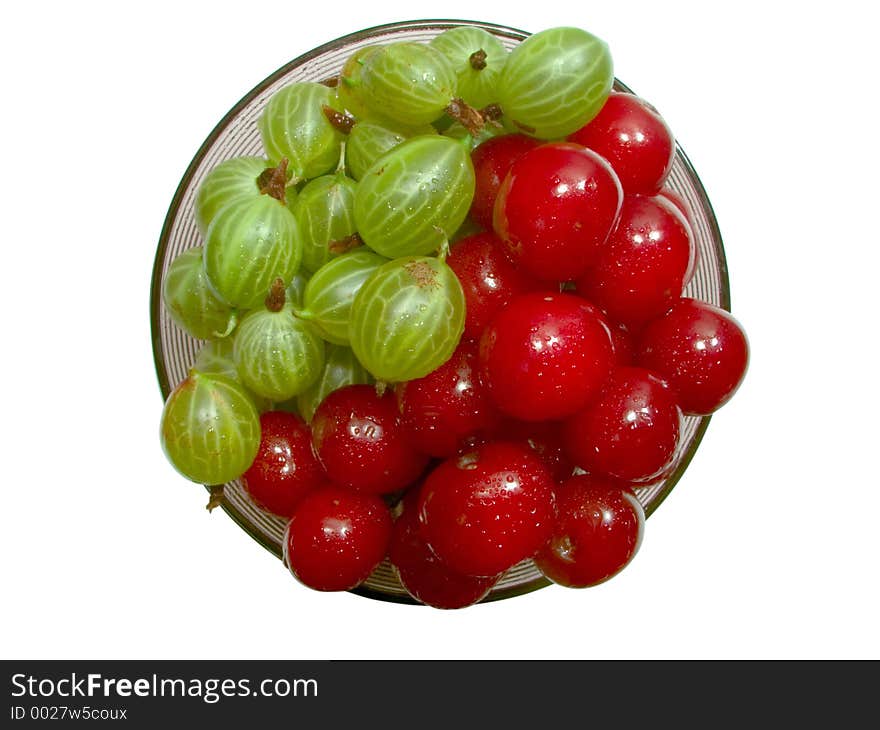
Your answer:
265,277 -> 287,312
445,97 -> 484,137
374,380 -> 389,398
205,485 -> 225,513
257,158 -> 289,203
469,49 -> 488,70
322,104 -> 357,135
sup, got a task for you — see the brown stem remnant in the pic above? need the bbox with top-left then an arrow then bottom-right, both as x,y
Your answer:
205,485 -> 225,513
328,232 -> 364,255
403,259 -> 439,290
322,104 -> 357,135
321,76 -> 340,88
257,158 -> 289,203
469,49 -> 488,70
480,103 -> 503,123
264,276 -> 287,312
445,97 -> 485,137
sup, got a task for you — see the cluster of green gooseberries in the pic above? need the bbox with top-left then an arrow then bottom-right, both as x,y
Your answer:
159,25 -> 615,489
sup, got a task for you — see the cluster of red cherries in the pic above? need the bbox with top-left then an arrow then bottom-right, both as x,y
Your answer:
241,91 -> 749,609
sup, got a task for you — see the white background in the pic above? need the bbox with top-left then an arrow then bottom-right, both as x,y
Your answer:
3,0 -> 878,660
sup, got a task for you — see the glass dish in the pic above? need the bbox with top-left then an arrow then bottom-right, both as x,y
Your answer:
150,19 -> 729,604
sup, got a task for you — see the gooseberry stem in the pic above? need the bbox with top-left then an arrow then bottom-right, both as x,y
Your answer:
434,227 -> 450,262
445,97 -> 484,136
265,277 -> 287,312
322,104 -> 357,135
469,49 -> 488,70
257,158 -> 290,203
205,485 -> 225,513
212,311 -> 239,339
328,232 -> 364,255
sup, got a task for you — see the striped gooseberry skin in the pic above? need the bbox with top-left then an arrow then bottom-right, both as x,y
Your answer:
159,371 -> 261,486
359,41 -> 457,127
335,45 -> 383,121
285,270 -> 309,311
346,120 -> 430,181
297,343 -> 373,423
293,172 -> 359,274
192,338 -> 273,413
258,82 -> 344,181
161,246 -> 236,340
349,256 -> 465,383
203,195 -> 302,310
301,248 -> 389,346
194,156 -> 267,235
429,26 -> 508,110
497,26 -> 613,140
232,305 -> 325,403
354,135 -> 475,259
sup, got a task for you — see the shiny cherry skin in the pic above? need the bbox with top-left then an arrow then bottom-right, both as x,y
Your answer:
418,441 -> 556,577
396,339 -> 502,458
534,474 -> 645,588
575,294 -> 636,365
478,291 -> 615,422
469,133 -> 541,230
568,91 -> 675,195
493,142 -> 623,282
499,418 -> 576,483
656,188 -> 698,286
284,484 -> 392,592
311,384 -> 430,495
562,366 -> 682,484
446,231 -> 541,340
636,297 -> 750,416
657,187 -> 694,229
389,489 -> 500,609
241,411 -> 326,518
575,194 -> 695,329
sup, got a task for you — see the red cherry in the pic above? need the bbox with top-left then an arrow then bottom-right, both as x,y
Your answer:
446,231 -> 541,340
568,91 -> 675,195
283,484 -> 392,592
389,489 -> 500,609
500,418 -> 576,483
575,294 -> 636,365
575,194 -> 695,329
470,133 -> 541,230
478,291 -> 615,422
418,441 -> 556,577
656,188 -> 698,286
396,339 -> 502,459
493,142 -> 623,282
636,297 -> 750,416
241,411 -> 326,518
311,384 -> 430,495
562,366 -> 682,484
534,474 -> 645,588
657,187 -> 694,229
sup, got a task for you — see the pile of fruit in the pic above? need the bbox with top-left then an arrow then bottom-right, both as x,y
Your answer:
158,24 -> 749,609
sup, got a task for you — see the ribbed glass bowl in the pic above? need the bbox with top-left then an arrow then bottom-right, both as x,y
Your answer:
151,19 -> 729,605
